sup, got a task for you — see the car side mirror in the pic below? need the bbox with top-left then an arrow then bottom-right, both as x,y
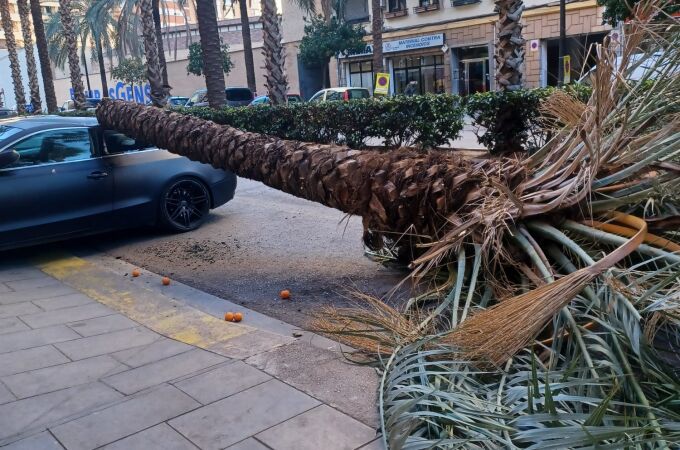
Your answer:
0,150 -> 19,168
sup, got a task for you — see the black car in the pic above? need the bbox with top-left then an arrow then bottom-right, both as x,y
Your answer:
0,116 -> 237,251
185,88 -> 254,108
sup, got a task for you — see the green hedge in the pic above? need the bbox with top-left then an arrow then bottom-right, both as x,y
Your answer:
179,94 -> 466,149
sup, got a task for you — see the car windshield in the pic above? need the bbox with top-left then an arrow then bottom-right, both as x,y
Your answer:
225,88 -> 253,102
188,91 -> 207,105
170,98 -> 188,106
0,125 -> 20,143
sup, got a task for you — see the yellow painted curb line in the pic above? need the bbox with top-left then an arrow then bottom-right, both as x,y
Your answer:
35,252 -> 253,350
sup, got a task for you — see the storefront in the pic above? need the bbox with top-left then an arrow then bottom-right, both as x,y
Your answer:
451,45 -> 493,96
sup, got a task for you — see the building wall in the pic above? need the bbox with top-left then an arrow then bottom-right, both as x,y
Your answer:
0,0 -> 59,48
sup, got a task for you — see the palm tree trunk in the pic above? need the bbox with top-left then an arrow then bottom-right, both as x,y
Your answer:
494,0 -> 525,91
238,0 -> 256,93
81,43 -> 92,94
260,0 -> 287,104
30,0 -> 57,112
371,0 -> 383,75
139,0 -> 167,106
0,0 -> 26,114
97,99 -> 496,244
95,33 -> 109,96
195,0 -> 226,108
152,0 -> 170,89
17,0 -> 41,113
59,0 -> 86,109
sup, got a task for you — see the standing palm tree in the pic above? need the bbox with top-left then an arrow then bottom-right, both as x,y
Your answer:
237,0 -> 256,93
494,0 -> 525,90
139,0 -> 167,106
152,0 -> 169,89
59,0 -> 87,108
371,0 -> 383,76
30,0 -> 58,112
260,0 -> 287,104
0,0 -> 27,113
195,0 -> 226,107
17,0 -> 41,112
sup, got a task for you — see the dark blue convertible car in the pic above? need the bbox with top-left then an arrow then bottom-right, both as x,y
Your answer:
0,116 -> 237,251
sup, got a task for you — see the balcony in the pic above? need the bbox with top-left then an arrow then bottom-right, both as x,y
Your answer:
384,8 -> 408,18
450,0 -> 480,5
414,0 -> 440,13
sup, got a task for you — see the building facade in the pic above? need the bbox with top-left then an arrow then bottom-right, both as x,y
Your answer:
0,0 -> 59,48
338,0 -> 614,96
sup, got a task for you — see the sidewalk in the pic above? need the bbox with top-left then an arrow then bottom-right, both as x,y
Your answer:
0,252 -> 383,450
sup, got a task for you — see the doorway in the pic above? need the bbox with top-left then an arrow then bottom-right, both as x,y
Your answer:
460,57 -> 489,96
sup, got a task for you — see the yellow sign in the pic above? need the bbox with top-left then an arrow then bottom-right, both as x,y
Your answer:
563,55 -> 571,84
374,73 -> 390,96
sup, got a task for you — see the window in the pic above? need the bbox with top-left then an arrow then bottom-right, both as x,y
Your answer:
309,91 -> 325,102
388,0 -> 406,12
349,61 -> 373,90
103,130 -> 153,154
5,128 -> 93,169
348,89 -> 370,99
344,0 -> 369,22
394,54 -> 446,95
326,91 -> 343,101
0,125 -> 20,144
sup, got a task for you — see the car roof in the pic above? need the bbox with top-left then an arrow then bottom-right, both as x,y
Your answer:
323,87 -> 368,92
0,115 -> 98,130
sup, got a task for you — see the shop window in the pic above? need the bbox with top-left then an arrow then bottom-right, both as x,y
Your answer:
394,54 -> 446,95
349,61 -> 373,90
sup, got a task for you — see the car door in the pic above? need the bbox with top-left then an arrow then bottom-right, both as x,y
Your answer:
0,127 -> 113,249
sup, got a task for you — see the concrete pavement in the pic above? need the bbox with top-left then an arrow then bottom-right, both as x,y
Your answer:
0,253 -> 384,450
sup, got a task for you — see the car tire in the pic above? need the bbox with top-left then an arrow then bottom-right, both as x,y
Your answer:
158,177 -> 211,232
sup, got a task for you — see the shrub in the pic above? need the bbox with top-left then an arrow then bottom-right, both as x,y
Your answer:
179,94 -> 465,149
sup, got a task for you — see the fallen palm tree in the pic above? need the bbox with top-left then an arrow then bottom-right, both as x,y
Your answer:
97,3 -> 679,446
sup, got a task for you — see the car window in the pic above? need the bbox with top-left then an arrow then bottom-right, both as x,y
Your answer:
326,91 -> 343,101
187,91 -> 207,106
103,130 -> 153,154
350,89 -> 369,99
0,125 -> 20,143
4,128 -> 93,169
225,88 -> 254,102
287,95 -> 301,103
308,91 -> 324,103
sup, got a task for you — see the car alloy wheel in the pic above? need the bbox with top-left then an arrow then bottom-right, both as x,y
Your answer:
163,179 -> 210,231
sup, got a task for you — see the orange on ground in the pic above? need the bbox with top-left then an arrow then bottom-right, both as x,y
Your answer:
162,277 -> 171,286
131,269 -> 141,278
233,312 -> 243,322
279,290 -> 291,300
224,312 -> 234,322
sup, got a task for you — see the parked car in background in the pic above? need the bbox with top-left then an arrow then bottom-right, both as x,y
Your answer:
60,98 -> 102,112
249,94 -> 303,106
0,116 -> 237,251
0,108 -> 17,118
185,87 -> 254,108
168,96 -> 189,108
308,87 -> 371,103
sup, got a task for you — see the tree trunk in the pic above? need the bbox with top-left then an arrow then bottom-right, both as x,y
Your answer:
195,0 -> 226,108
260,0 -> 287,105
238,0 -> 256,94
371,0 -> 383,75
17,0 -> 41,113
152,0 -> 170,90
0,0 -> 26,114
139,0 -> 167,106
97,99 -> 507,247
29,0 -> 57,112
81,44 -> 92,94
494,0 -> 525,91
95,33 -> 109,96
59,0 -> 86,109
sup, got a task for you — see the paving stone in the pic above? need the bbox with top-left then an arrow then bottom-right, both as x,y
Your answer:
0,302 -> 41,319
0,285 -> 77,305
224,438 -> 270,450
0,268 -> 45,283
20,304 -> 114,329
111,338 -> 192,368
210,330 -> 296,360
67,314 -> 137,337
0,382 -> 15,405
0,382 -> 122,440
32,294 -> 93,311
4,277 -> 60,292
169,379 -> 320,450
103,349 -> 226,395
256,405 -> 376,450
55,327 -> 159,360
1,431 -> 65,450
101,423 -> 197,450
0,326 -> 80,355
0,317 -> 30,335
2,355 -> 127,399
0,346 -> 70,377
175,361 -> 271,405
358,438 -> 387,450
51,384 -> 200,450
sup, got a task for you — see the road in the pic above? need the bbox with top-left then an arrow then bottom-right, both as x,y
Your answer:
86,178 -> 408,329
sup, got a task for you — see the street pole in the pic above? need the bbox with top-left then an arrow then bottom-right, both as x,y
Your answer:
558,0 -> 566,85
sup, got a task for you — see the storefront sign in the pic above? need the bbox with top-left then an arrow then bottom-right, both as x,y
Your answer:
68,81 -> 151,104
374,73 -> 390,96
563,55 -> 571,84
383,34 -> 445,53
